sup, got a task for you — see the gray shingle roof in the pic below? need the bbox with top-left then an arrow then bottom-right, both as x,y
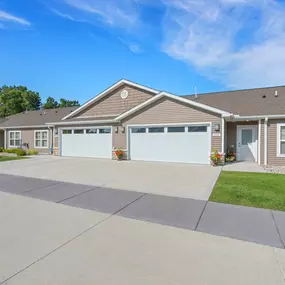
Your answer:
184,86 -> 285,116
0,107 -> 78,128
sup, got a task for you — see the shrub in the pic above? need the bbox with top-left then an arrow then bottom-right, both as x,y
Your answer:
26,149 -> 39,155
13,149 -> 27,156
0,147 -> 3,153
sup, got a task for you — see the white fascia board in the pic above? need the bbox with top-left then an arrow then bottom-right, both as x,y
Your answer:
61,79 -> 160,121
225,114 -> 285,121
115,92 -> 231,121
1,125 -> 48,129
46,119 -> 115,126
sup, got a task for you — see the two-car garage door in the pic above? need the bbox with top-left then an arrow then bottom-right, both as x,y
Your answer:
61,127 -> 112,158
129,124 -> 211,164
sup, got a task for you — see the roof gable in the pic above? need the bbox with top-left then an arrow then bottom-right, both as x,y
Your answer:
62,79 -> 160,120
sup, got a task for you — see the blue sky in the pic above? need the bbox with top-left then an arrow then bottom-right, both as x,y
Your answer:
0,0 -> 285,104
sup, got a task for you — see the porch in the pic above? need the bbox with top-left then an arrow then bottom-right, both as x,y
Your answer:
225,120 -> 262,164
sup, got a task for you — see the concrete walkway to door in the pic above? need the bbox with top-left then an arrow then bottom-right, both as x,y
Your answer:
0,156 -> 221,200
223,161 -> 266,173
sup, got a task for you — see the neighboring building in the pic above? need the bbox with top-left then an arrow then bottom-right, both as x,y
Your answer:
0,79 -> 285,166
0,107 -> 76,154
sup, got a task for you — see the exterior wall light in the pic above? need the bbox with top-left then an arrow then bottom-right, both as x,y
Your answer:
214,124 -> 220,131
114,127 -> 118,133
121,127 -> 125,134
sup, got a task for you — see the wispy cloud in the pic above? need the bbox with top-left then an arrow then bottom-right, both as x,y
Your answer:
162,0 -> 285,88
50,8 -> 76,21
49,0 -> 285,88
118,37 -> 144,53
0,10 -> 31,26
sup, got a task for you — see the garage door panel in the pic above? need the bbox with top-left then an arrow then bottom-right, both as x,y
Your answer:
129,125 -> 210,164
61,129 -> 112,159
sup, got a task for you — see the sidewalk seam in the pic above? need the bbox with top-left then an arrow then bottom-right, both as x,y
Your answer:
271,210 -> 285,249
194,200 -> 208,231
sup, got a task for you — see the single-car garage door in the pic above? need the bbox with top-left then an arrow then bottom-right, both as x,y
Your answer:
61,127 -> 112,158
129,125 -> 211,164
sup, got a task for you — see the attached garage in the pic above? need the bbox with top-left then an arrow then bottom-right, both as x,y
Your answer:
128,124 -> 211,164
61,127 -> 112,158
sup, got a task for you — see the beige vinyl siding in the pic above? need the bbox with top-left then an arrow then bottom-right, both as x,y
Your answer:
0,131 -> 4,148
122,97 -> 222,151
7,128 -> 51,154
74,85 -> 154,119
112,126 -> 126,149
267,119 -> 285,166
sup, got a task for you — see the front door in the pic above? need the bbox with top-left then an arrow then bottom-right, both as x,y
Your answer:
236,125 -> 258,162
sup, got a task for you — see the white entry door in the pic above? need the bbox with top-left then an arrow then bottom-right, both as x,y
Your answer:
61,127 -> 112,159
129,125 -> 211,164
236,125 -> 258,162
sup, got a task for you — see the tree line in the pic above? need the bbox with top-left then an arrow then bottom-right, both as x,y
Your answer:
0,85 -> 80,118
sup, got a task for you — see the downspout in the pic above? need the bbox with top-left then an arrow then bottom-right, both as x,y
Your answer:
264,117 -> 268,166
48,126 -> 53,155
258,120 -> 261,165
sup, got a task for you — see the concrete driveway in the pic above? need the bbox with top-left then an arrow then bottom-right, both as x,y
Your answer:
1,191 -> 285,285
0,156 -> 221,200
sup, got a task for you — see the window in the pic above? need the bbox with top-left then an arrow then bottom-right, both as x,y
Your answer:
98,128 -> 111,134
35,131 -> 48,148
188,126 -> 207,132
63,130 -> 72,134
86,129 -> 97,134
74,129 -> 84,134
149,127 -> 164,133
131,128 -> 146,133
278,124 -> 285,156
9,131 -> 21,147
241,129 -> 252,145
167,127 -> 185,133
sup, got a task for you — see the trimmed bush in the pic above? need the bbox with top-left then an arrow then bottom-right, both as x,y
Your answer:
26,149 -> 39,155
3,148 -> 26,156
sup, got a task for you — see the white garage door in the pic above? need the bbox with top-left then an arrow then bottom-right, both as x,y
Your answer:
129,125 -> 210,164
61,127 -> 112,159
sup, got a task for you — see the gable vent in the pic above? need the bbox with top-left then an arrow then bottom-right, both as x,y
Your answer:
120,90 -> 128,99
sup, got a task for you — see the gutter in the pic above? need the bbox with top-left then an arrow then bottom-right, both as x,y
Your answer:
46,119 -> 116,126
224,114 -> 285,121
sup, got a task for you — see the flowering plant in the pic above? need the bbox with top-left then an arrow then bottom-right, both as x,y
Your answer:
115,149 -> 125,160
226,150 -> 236,162
210,150 -> 223,165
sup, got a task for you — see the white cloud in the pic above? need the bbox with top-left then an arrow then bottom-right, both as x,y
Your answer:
0,10 -> 31,26
118,37 -> 144,53
162,0 -> 285,88
62,0 -> 139,28
50,8 -> 76,21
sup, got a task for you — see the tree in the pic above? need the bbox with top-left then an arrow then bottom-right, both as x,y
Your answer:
42,97 -> 59,109
0,85 -> 41,118
59,98 -> 80,108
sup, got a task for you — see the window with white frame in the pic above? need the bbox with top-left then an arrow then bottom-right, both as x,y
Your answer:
278,124 -> 285,156
9,131 -> 21,147
35,131 -> 48,148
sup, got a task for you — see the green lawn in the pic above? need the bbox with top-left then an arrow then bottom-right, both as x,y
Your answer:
210,171 -> 285,211
0,156 -> 28,162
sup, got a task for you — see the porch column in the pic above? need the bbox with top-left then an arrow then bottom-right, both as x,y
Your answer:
264,118 -> 268,165
221,118 -> 225,154
4,129 -> 6,149
258,120 -> 261,165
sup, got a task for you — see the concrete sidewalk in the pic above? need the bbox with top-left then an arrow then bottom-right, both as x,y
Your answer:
1,191 -> 285,285
0,173 -> 285,249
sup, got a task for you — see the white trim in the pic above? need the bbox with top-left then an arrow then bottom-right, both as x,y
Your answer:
221,118 -> 225,154
126,122 -> 212,164
116,92 -> 231,121
276,123 -> 285,157
46,119 -> 114,126
76,114 -> 120,119
236,125 -> 258,162
258,120 -> 261,164
62,79 -> 160,120
34,130 -> 49,149
3,125 -> 48,129
8,130 -> 21,148
4,129 -> 6,149
264,118 -> 268,165
227,114 -> 285,121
